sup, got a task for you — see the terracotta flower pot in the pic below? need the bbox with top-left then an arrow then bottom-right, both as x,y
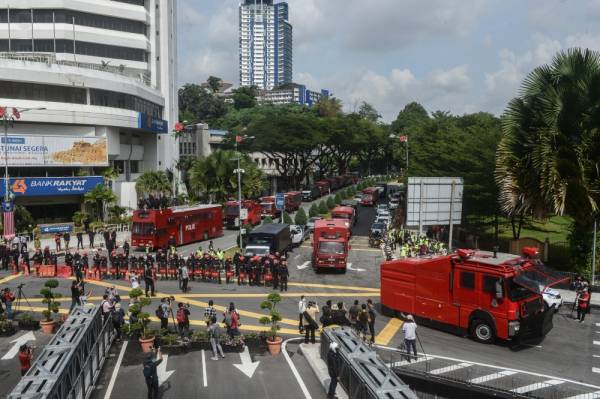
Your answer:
266,336 -> 283,356
40,320 -> 55,334
139,336 -> 156,353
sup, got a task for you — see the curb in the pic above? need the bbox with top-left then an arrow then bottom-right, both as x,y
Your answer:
299,342 -> 349,399
563,300 -> 600,310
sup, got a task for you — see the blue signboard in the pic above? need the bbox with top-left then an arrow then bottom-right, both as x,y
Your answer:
39,223 -> 74,234
0,176 -> 104,198
275,193 -> 285,211
138,112 -> 168,134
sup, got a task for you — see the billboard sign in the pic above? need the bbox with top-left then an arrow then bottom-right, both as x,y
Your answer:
39,223 -> 74,234
137,112 -> 168,134
0,135 -> 108,167
406,177 -> 464,228
275,193 -> 285,211
0,176 -> 104,198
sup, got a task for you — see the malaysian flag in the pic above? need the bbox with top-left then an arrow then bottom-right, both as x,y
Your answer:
399,135 -> 408,143
3,203 -> 15,240
235,135 -> 243,143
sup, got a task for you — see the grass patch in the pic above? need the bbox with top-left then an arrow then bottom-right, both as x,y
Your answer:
483,215 -> 572,243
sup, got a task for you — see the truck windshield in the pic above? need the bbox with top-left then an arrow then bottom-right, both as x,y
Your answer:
261,203 -> 272,213
247,235 -> 272,246
225,206 -> 239,216
332,213 -> 350,219
319,242 -> 345,255
132,222 -> 154,236
245,247 -> 269,257
513,261 -> 568,294
507,278 -> 535,301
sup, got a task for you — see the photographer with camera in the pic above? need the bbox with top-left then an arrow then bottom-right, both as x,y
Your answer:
143,346 -> 163,399
176,302 -> 190,340
18,344 -> 34,376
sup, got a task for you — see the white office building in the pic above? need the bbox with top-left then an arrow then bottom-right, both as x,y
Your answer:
0,0 -> 177,220
239,0 -> 292,90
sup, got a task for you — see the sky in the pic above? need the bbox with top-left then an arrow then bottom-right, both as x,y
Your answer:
178,0 -> 600,122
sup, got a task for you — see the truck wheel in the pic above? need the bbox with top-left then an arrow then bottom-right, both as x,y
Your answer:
470,319 -> 494,344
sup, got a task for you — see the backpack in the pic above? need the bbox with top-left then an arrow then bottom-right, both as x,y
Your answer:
143,360 -> 155,379
223,312 -> 233,327
176,308 -> 187,324
155,306 -> 164,319
358,310 -> 369,324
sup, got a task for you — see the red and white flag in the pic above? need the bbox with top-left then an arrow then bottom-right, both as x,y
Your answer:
235,135 -> 243,143
3,210 -> 15,240
399,135 -> 408,143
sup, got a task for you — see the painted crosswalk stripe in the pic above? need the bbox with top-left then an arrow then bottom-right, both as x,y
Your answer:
593,368 -> 600,374
564,391 -> 600,399
595,341 -> 600,346
511,379 -> 564,393
468,370 -> 517,384
430,362 -> 472,375
386,356 -> 429,368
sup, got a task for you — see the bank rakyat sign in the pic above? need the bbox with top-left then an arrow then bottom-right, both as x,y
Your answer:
0,177 -> 104,197
138,112 -> 168,134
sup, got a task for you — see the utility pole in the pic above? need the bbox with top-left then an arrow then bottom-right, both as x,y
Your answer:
235,140 -> 243,250
593,218 -> 597,286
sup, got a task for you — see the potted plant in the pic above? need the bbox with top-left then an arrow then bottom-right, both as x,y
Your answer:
259,292 -> 283,355
0,314 -> 16,336
159,331 -> 186,355
191,330 -> 210,350
16,312 -> 39,331
128,288 -> 154,352
244,332 -> 267,352
40,279 -> 61,334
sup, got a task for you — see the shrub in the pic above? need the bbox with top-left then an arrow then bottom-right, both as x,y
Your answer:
40,280 -> 61,322
283,212 -> 293,224
128,288 -> 153,339
327,196 -> 336,210
259,292 -> 282,341
294,208 -> 308,226
318,201 -> 329,214
263,216 -> 273,224
334,193 -> 342,205
309,204 -> 319,218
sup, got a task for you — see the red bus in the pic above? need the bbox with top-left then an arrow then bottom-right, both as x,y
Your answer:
224,200 -> 262,229
259,196 -> 281,218
315,180 -> 330,196
361,187 -> 379,206
132,204 -> 223,250
285,191 -> 302,212
331,206 -> 356,229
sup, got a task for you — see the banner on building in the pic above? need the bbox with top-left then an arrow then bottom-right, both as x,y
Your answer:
138,112 -> 168,134
0,176 -> 104,197
0,136 -> 108,167
38,223 -> 74,234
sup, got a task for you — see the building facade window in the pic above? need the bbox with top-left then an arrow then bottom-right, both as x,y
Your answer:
90,89 -> 162,117
0,80 -> 86,103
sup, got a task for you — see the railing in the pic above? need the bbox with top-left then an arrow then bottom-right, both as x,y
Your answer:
0,52 -> 151,86
93,223 -> 130,233
8,305 -> 115,399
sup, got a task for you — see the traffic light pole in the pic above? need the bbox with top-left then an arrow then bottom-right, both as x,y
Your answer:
235,141 -> 243,250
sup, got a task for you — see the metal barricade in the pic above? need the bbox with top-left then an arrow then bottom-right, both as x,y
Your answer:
321,326 -> 418,399
8,306 -> 115,399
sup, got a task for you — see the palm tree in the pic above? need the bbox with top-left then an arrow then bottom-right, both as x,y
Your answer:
84,185 -> 117,221
136,171 -> 172,197
496,48 -> 600,248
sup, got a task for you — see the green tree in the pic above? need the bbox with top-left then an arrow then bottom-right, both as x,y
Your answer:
334,193 -> 342,205
206,76 -> 223,94
319,200 -> 329,214
283,212 -> 293,224
295,207 -> 308,226
326,196 -> 336,210
136,170 -> 172,197
357,101 -> 381,122
84,184 -> 117,221
315,97 -> 343,118
263,216 -> 273,224
496,48 -> 600,270
188,150 -> 264,202
233,86 -> 258,110
14,205 -> 34,233
309,203 -> 319,218
178,83 -> 227,124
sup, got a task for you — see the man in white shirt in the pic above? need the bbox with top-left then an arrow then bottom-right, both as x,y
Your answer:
298,295 -> 307,332
402,315 -> 418,361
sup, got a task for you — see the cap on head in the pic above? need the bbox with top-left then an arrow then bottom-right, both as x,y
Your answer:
407,314 -> 414,321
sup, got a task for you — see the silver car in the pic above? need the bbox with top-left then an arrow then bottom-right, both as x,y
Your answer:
306,217 -> 322,232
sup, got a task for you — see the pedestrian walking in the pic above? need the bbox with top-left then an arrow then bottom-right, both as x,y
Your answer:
54,233 -> 62,252
156,298 -> 170,330
144,266 -> 156,297
204,300 -> 217,327
180,262 -> 189,293
176,302 -> 190,340
143,347 -> 162,399
113,303 -> 125,342
88,230 -> 95,248
130,271 -> 140,289
208,315 -> 225,360
357,304 -> 369,341
348,300 -> 360,331
18,344 -> 33,376
402,315 -> 418,361
223,302 -> 241,342
63,232 -> 71,251
577,287 -> 590,323
70,281 -> 82,311
327,342 -> 340,399
76,231 -> 84,250
367,299 -> 376,344
304,301 -> 320,344
298,295 -> 307,333
101,294 -> 114,322
1,288 -> 15,320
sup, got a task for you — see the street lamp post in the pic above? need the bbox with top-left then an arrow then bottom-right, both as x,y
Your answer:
233,133 -> 254,250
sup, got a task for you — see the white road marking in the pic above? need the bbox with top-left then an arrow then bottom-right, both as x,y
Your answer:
430,362 -> 472,375
201,349 -> 208,387
468,370 -> 517,384
594,341 -> 600,346
347,263 -> 365,272
103,341 -> 128,399
157,354 -> 175,386
564,391 -> 600,399
511,379 -> 564,393
594,355 -> 600,358
233,346 -> 260,378
386,355 -> 429,368
282,338 -> 312,399
297,261 -> 311,270
593,368 -> 600,374
374,344 -> 600,390
294,254 -> 301,260
1,331 -> 36,360
596,323 -> 600,327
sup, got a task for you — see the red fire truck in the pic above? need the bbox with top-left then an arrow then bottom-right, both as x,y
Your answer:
224,200 -> 262,229
315,180 -> 330,196
259,196 -> 281,218
331,206 -> 356,230
380,248 -> 567,343
285,191 -> 302,212
360,187 -> 379,206
132,204 -> 223,250
312,219 -> 351,272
